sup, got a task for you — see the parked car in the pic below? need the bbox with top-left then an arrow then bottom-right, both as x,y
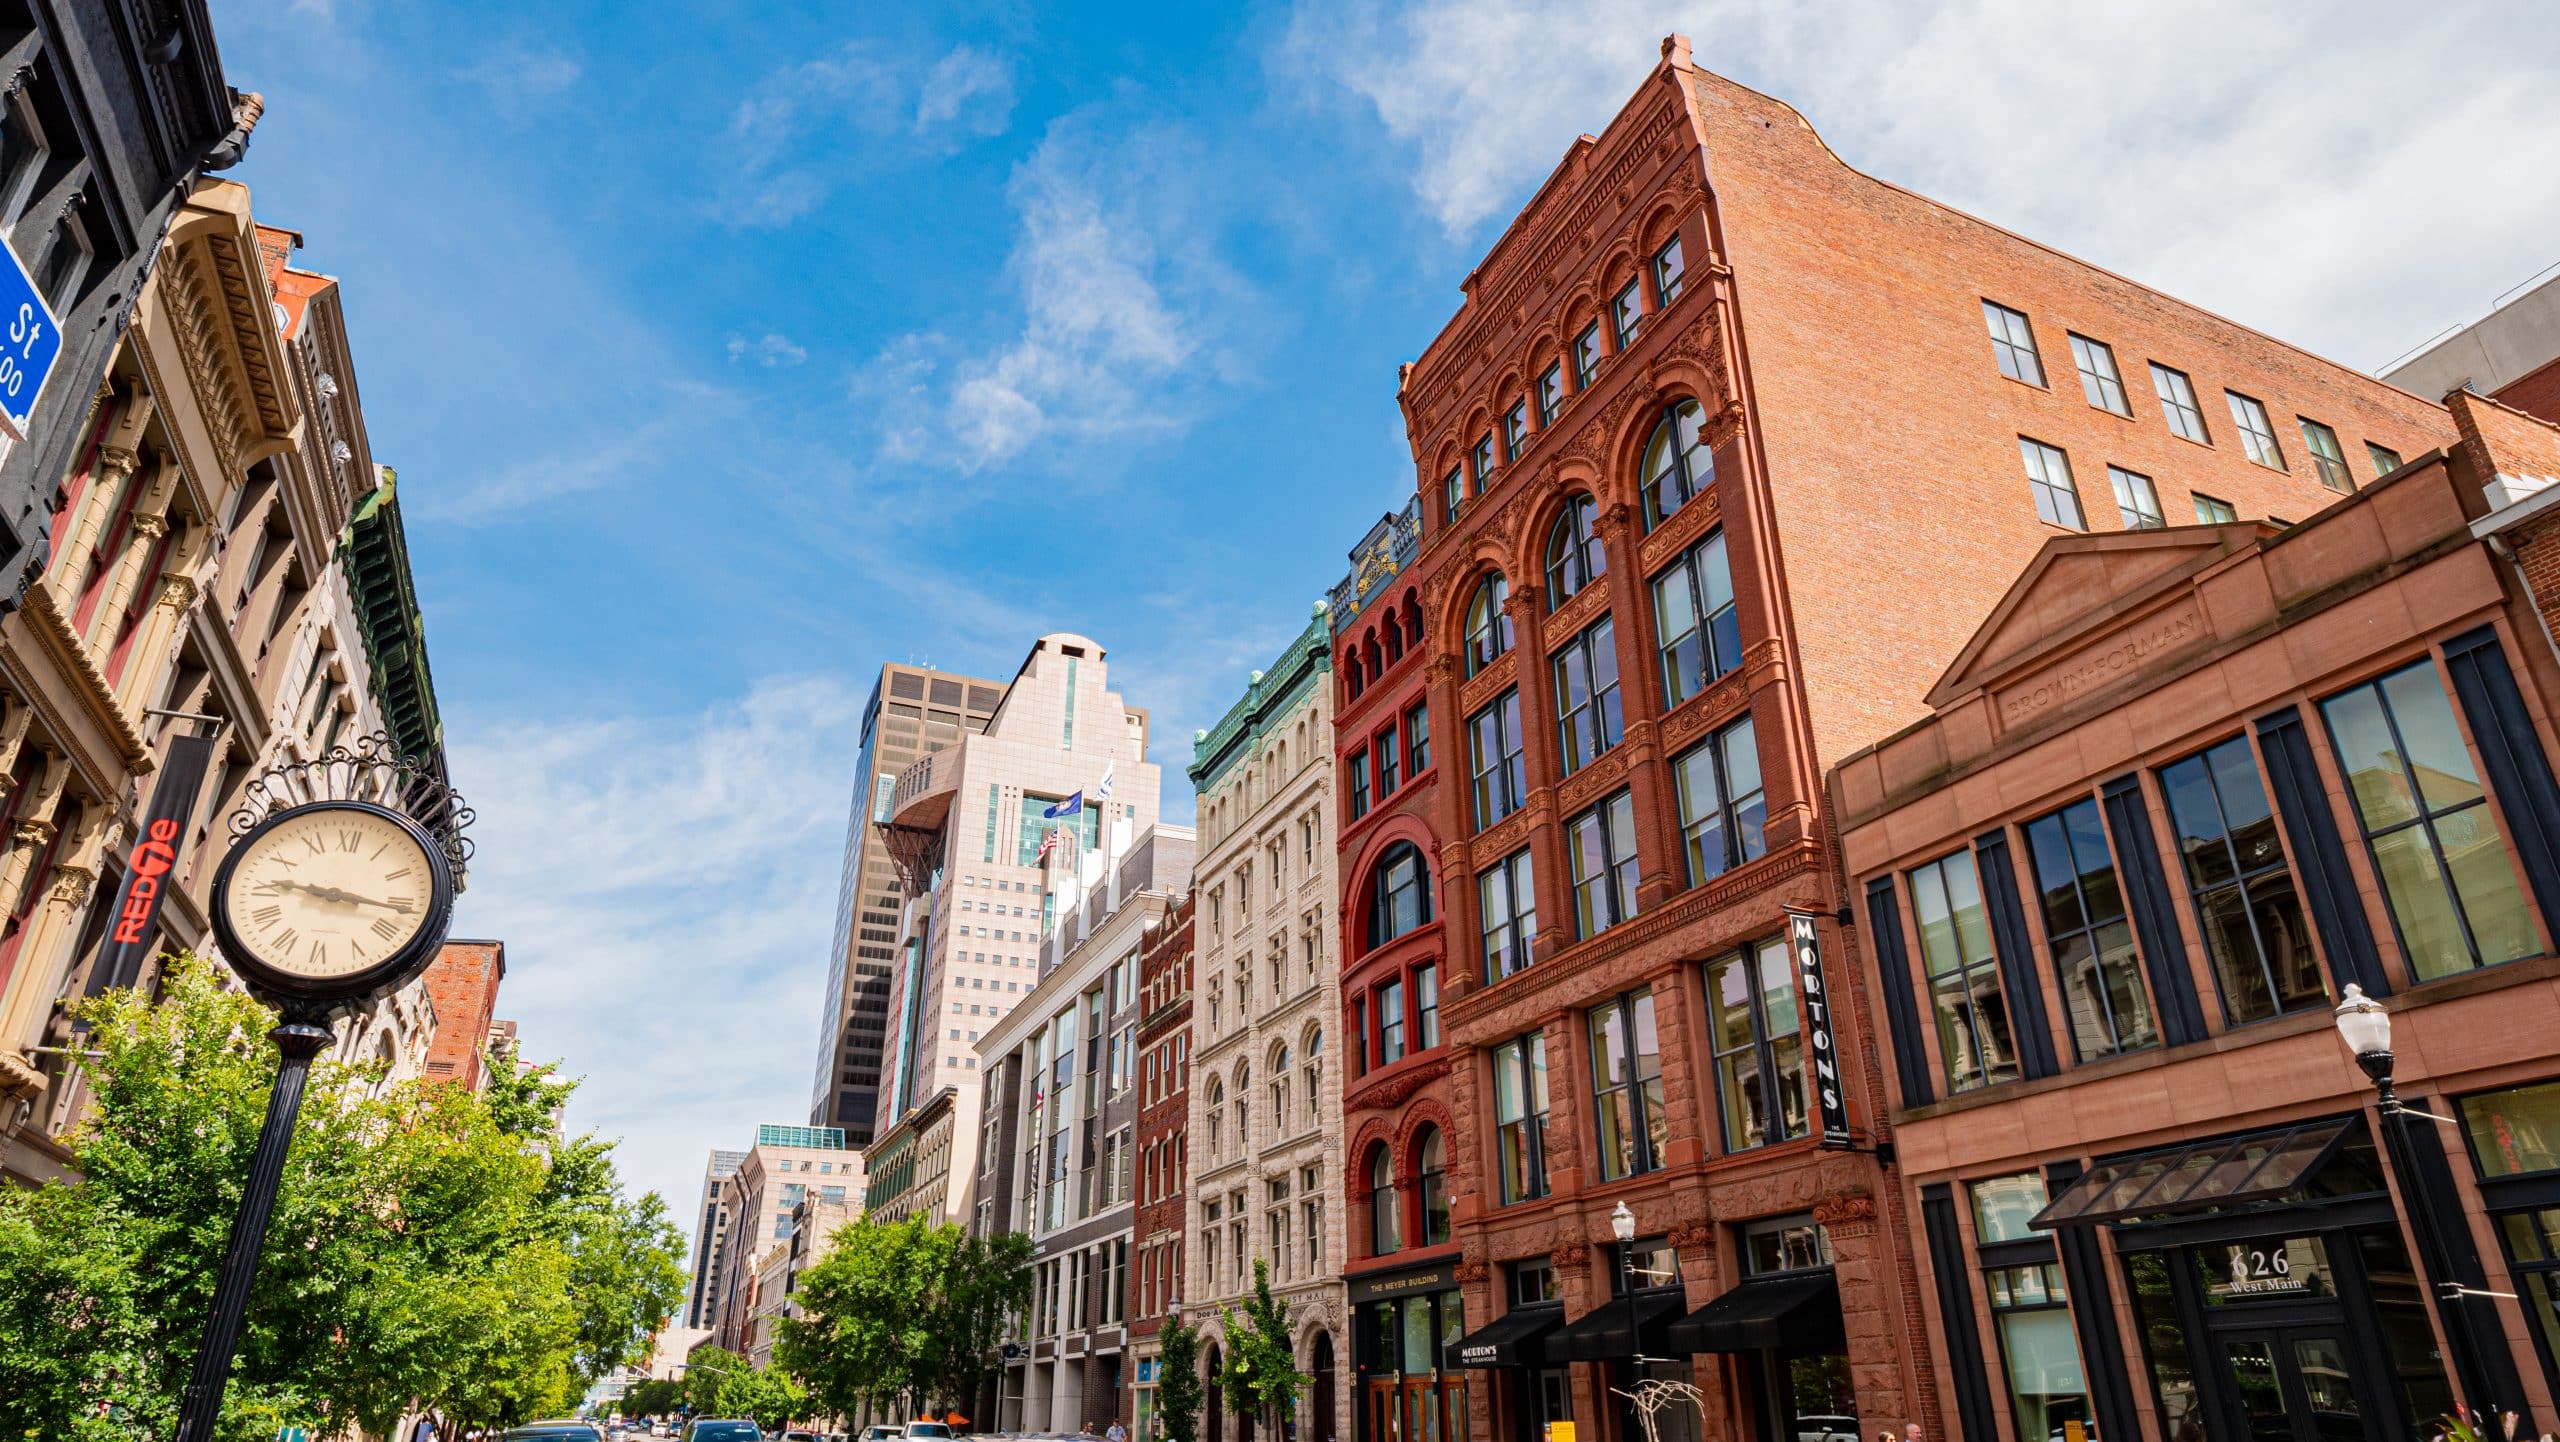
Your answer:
1794,1420 -> 1859,1442
504,1424 -> 605,1442
684,1422 -> 765,1442
859,1427 -> 904,1442
904,1425 -> 954,1442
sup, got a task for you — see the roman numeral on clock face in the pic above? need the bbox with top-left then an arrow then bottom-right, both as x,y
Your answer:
371,916 -> 400,941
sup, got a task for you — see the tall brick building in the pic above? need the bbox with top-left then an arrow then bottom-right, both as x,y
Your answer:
1349,36 -> 2459,1442
1131,892 -> 1193,1442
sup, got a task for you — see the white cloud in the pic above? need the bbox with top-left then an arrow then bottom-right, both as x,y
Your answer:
915,45 -> 1017,139
723,41 -> 1015,227
457,43 -> 583,109
1282,0 -> 2560,367
445,677 -> 869,1219
853,114 -> 1244,472
727,332 -> 808,368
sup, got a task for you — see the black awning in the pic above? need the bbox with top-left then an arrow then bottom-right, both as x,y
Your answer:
2028,1118 -> 2359,1229
1663,1272 -> 1845,1354
1549,1290 -> 1687,1362
1445,1306 -> 1564,1370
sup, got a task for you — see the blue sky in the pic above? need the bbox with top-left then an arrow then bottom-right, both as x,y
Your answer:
212,0 -> 2560,1224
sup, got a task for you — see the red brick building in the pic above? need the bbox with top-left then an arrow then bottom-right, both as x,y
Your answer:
418,938 -> 505,1091
1133,893 -> 1195,1442
1355,37 -> 2461,1442
1833,391 -> 2560,1442
1330,501 -> 1464,1442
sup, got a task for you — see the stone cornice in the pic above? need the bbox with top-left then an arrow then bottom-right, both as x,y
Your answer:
9,587 -> 149,775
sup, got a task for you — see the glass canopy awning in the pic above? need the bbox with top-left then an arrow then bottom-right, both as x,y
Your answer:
2028,1117 -> 2361,1229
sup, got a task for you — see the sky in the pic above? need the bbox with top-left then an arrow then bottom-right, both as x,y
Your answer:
210,0 -> 2560,1236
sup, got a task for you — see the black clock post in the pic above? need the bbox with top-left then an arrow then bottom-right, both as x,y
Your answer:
171,1004 -> 331,1442
170,737 -> 469,1442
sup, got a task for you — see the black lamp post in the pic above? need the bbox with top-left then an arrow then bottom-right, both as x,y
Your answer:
1610,1200 -> 1640,1413
2333,983 -> 2504,1429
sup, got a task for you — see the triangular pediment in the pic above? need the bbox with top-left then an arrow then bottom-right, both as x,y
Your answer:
1927,524 -> 2269,708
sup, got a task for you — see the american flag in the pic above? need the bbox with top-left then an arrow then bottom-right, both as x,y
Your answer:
1036,826 -> 1065,862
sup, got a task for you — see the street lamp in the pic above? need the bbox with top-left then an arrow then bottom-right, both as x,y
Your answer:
2332,984 -> 2503,1428
1610,1201 -> 1641,1380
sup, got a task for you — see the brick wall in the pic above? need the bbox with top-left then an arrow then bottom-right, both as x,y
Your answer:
417,939 -> 503,1090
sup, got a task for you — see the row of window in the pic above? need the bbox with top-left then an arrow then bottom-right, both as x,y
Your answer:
1438,236 -> 1689,527
1984,299 -> 2404,501
2018,432 -> 2352,534
1898,652 -> 2536,1097
1347,702 -> 1431,822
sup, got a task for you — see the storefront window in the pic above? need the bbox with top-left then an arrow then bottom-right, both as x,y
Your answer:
2159,737 -> 2326,1025
2465,1080 -> 2560,1177
1703,937 -> 1808,1151
2023,797 -> 2158,1060
2322,661 -> 2536,979
1987,1264 -> 2091,1442
2465,1081 -> 2560,1402
1907,850 -> 2022,1092
2123,1251 -> 2205,1440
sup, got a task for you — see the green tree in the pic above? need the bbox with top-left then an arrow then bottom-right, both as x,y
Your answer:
685,1347 -> 805,1428
623,1378 -> 684,1417
0,956 -> 687,1440
1156,1314 -> 1204,1442
775,1217 -> 1033,1422
1218,1261 -> 1310,1442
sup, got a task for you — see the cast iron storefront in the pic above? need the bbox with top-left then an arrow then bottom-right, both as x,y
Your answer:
2011,1115 -> 2457,1442
1353,1262 -> 1468,1442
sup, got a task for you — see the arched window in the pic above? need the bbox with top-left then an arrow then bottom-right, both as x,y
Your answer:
1545,494 -> 1607,606
1271,1044 -> 1291,1127
1236,1063 -> 1252,1149
1367,1144 -> 1400,1255
1416,1127 -> 1450,1246
1404,593 -> 1424,650
1640,400 -> 1711,530
1366,842 -> 1434,950
1206,1076 -> 1226,1160
1303,1030 -> 1324,1126
1463,573 -> 1513,676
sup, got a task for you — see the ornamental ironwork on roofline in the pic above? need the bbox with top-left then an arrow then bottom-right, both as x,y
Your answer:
1325,499 -> 1422,635
1188,606 -> 1334,791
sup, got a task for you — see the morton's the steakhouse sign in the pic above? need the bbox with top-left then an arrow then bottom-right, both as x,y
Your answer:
1997,604 -> 2205,725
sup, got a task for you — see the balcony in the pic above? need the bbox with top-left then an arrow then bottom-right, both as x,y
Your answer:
887,748 -> 959,831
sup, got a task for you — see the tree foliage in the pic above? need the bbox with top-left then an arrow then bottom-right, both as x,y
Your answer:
0,956 -> 687,1439
621,1378 -> 684,1417
1156,1315 -> 1205,1442
1218,1260 -> 1311,1439
774,1216 -> 1033,1421
682,1346 -> 806,1429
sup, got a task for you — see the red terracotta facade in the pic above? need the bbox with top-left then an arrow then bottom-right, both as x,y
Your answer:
1342,36 -> 2468,1442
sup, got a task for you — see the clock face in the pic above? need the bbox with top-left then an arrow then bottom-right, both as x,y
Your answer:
217,803 -> 443,987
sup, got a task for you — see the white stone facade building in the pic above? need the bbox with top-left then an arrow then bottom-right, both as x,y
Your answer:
1185,609 -> 1349,1442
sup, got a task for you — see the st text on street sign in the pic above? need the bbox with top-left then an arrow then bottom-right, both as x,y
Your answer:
0,239 -> 60,443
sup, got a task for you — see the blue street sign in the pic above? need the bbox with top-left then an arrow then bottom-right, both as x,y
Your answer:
0,240 -> 62,442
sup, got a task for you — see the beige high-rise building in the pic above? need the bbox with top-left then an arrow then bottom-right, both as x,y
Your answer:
1185,604 -> 1348,1442
811,664 -> 1005,1144
875,633 -> 1155,1127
